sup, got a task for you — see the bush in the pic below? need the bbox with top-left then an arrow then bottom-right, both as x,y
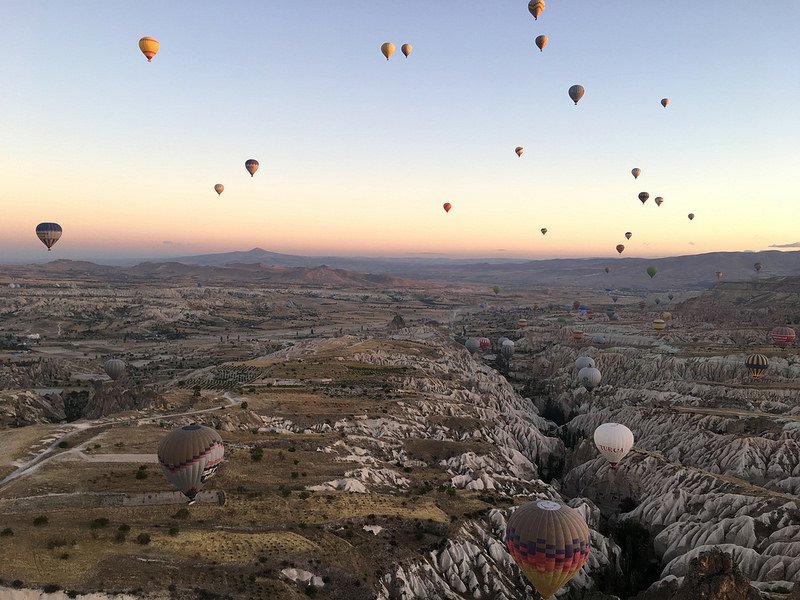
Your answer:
135,470 -> 148,480
89,518 -> 109,529
0,528 -> 12,537
46,539 -> 68,549
291,471 -> 299,479
57,441 -> 69,449
250,447 -> 264,462
118,524 -> 130,533
114,531 -> 127,543
287,447 -> 296,453
43,584 -> 60,593
33,516 -> 49,526
136,533 -> 151,545
168,527 -> 179,536
240,401 -> 248,409
298,491 -> 311,500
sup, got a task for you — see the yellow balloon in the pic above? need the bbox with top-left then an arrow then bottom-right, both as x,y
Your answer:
381,42 -> 395,60
138,37 -> 160,62
401,43 -> 412,58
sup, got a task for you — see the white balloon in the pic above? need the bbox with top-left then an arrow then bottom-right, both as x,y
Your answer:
577,366 -> 601,390
593,423 -> 634,466
575,356 -> 595,370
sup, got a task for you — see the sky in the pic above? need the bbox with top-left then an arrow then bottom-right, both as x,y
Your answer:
2,1 -> 799,262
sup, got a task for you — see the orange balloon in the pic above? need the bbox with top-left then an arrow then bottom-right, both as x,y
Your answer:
535,35 -> 548,52
616,244 -> 625,254
443,203 -> 452,213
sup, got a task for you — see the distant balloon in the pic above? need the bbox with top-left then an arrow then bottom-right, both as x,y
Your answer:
572,329 -> 585,344
654,297 -> 661,305
36,223 -> 63,251
401,43 -> 412,58
541,228 -> 548,235
443,202 -> 452,213
492,285 -> 501,296
527,0 -> 546,20
245,159 -> 259,177
214,184 -> 224,196
572,301 -> 581,311
605,266 -> 611,273
575,356 -> 595,370
668,293 -> 674,301
616,244 -> 625,254
612,295 -> 618,303
506,500 -> 589,600
625,232 -> 632,240
661,311 -> 672,320
465,338 -> 481,353
638,192 -> 649,204
631,168 -> 641,179
646,266 -> 657,278
769,326 -> 796,349
655,196 -> 664,207
479,337 -> 491,351
661,98 -> 670,108
158,424 -> 224,502
535,35 -> 548,52
715,271 -> 723,280
745,354 -> 769,379
578,366 -> 602,391
138,37 -> 160,62
754,262 -> 762,273
515,146 -> 524,157
688,213 -> 695,220
103,359 -> 126,381
652,319 -> 666,331
594,423 -> 634,467
593,334 -> 606,346
381,42 -> 395,60
568,84 -> 585,105
517,319 -> 528,328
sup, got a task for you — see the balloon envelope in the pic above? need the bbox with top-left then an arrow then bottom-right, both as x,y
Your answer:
625,232 -> 632,240
652,319 -> 666,331
661,98 -> 670,108
616,244 -> 625,254
506,500 -> 590,600
381,42 -> 395,60
515,146 -> 524,157
541,228 -> 547,235
527,0 -> 545,20
646,266 -> 657,278
769,326 -> 796,349
754,262 -> 762,272
443,202 -> 452,213
158,424 -> 224,501
575,356 -> 595,370
245,159 -> 259,177
745,354 -> 769,378
103,359 -> 125,381
631,168 -> 640,179
36,223 -> 63,251
214,184 -> 224,196
401,43 -> 412,57
465,338 -> 481,353
594,423 -> 634,466
655,196 -> 663,206
688,213 -> 695,220
578,367 -> 601,390
568,84 -> 585,105
138,36 -> 159,61
638,192 -> 649,204
535,35 -> 548,51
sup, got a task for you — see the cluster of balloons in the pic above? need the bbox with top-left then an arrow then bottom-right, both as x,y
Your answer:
380,42 -> 412,60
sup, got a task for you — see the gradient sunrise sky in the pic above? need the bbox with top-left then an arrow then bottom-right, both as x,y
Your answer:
2,1 -> 799,262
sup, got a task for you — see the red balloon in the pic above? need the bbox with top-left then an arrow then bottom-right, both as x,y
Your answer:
443,203 -> 452,213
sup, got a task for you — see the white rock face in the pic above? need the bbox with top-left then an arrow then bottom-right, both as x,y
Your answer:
281,568 -> 324,588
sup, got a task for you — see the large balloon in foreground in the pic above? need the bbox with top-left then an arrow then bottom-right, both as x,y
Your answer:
401,43 -> 412,58
661,98 -> 670,108
245,159 -> 259,177
528,0 -> 546,20
616,244 -> 625,254
103,359 -> 126,381
578,367 -> 602,390
688,213 -> 695,220
381,42 -> 395,60
631,168 -> 640,179
745,354 -> 769,379
36,223 -> 63,251
625,232 -> 632,240
515,146 -> 524,157
443,202 -> 452,213
535,35 -> 548,52
594,423 -> 634,467
568,85 -> 585,105
769,326 -> 796,349
646,266 -> 657,278
655,196 -> 663,207
506,500 -> 590,600
138,37 -> 160,62
158,424 -> 224,502
214,184 -> 224,196
638,192 -> 649,204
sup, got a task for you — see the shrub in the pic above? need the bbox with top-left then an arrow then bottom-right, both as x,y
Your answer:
46,539 -> 68,549
135,470 -> 148,480
168,527 -> 179,536
117,524 -> 130,533
240,401 -> 248,409
291,472 -> 299,479
57,441 -> 69,449
43,584 -> 60,593
136,533 -> 151,545
250,447 -> 264,462
0,528 -> 12,537
89,518 -> 109,529
114,531 -> 127,543
33,516 -> 49,526
173,508 -> 190,520
287,446 -> 296,453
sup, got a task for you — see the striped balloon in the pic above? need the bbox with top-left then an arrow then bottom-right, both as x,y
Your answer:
506,500 -> 590,599
245,159 -> 260,177
35,222 -> 63,251
572,330 -> 584,343
158,424 -> 224,502
769,326 -> 796,349
527,0 -> 545,20
745,354 -> 769,379
652,319 -> 666,331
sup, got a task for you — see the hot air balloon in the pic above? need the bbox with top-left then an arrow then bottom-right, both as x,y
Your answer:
443,202 -> 452,213
465,338 -> 481,353
575,356 -> 595,370
498,337 -> 510,347
492,285 -> 501,296
527,0 -> 545,20
655,196 -> 663,207
652,319 -> 666,332
515,146 -> 524,157
745,354 -> 769,379
638,192 -> 649,204
578,367 -> 601,390
506,500 -> 589,600
36,223 -> 63,251
661,311 -> 672,320
593,335 -> 606,346
479,337 -> 491,351
517,319 -> 528,328
715,271 -> 723,280
501,341 -> 515,362
625,232 -> 632,240
688,213 -> 695,220
245,159 -> 259,177
541,228 -> 548,235
612,295 -> 619,303
661,98 -> 670,108
593,423 -> 634,467
572,330 -> 585,343
754,262 -> 762,273
604,266 -> 611,273
668,293 -> 674,301
638,300 -> 647,310
138,37 -> 160,62
381,42 -> 395,60
616,245 -> 625,254
158,424 -> 224,502
535,35 -> 548,52
631,168 -> 641,179
214,184 -> 224,196
572,301 -> 581,311
654,297 -> 661,305
646,266 -> 657,278
769,326 -> 796,349
103,359 -> 126,381
568,85 -> 585,105
401,43 -> 412,58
